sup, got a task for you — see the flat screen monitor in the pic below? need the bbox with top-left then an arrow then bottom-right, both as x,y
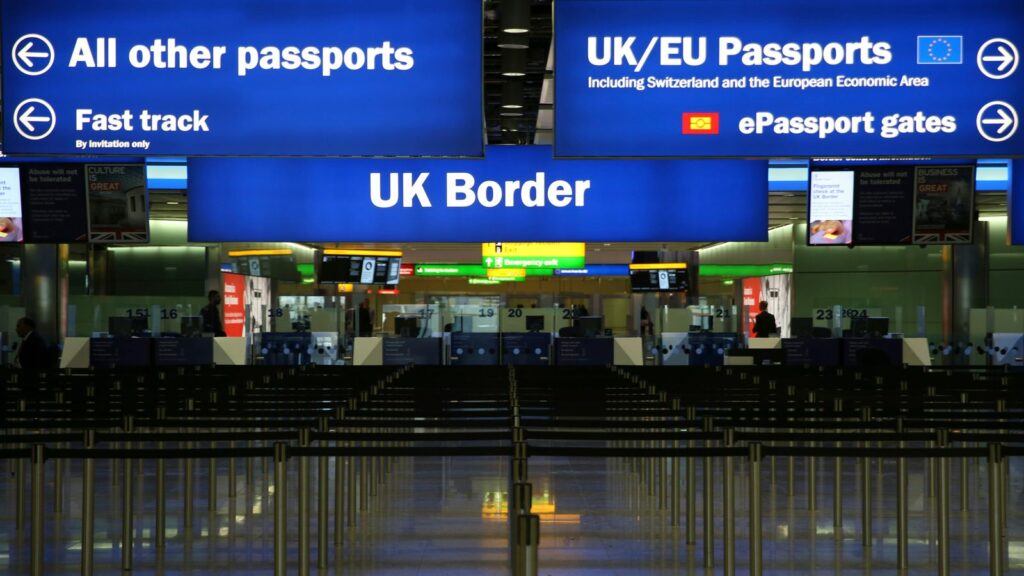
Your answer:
180,316 -> 203,337
790,317 -> 813,339
232,254 -> 302,282
394,316 -> 419,337
575,316 -> 603,338
867,317 -> 890,337
808,170 -> 854,245
526,315 -> 545,332
320,254 -> 402,285
109,316 -> 147,336
629,268 -> 688,292
850,316 -> 869,337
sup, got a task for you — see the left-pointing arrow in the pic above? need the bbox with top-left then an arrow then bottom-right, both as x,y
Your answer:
17,41 -> 49,68
18,106 -> 51,132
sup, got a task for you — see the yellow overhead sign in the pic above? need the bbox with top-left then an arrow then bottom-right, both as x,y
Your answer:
486,268 -> 527,279
482,242 -> 585,258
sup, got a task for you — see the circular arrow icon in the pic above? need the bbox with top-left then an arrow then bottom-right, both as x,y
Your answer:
976,101 -> 1018,143
11,33 -> 54,76
977,38 -> 1019,80
12,98 -> 56,140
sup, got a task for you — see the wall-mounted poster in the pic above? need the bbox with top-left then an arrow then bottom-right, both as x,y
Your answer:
20,164 -> 89,242
0,167 -> 24,242
86,164 -> 148,242
912,166 -> 974,244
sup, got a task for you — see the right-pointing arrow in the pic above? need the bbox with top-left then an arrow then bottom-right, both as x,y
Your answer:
16,41 -> 50,69
17,105 -> 51,132
982,108 -> 1014,134
982,46 -> 1015,72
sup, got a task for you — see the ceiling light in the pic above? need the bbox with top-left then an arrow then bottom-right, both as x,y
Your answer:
497,32 -> 529,49
500,111 -> 524,117
166,201 -> 180,205
501,0 -> 530,34
501,49 -> 527,76
501,79 -> 523,109
502,118 -> 520,132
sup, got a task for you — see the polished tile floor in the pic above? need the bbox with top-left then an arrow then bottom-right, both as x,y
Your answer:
1,444 -> 1021,574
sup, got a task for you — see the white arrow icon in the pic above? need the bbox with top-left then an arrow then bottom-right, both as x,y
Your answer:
17,42 -> 49,68
976,101 -> 1018,143
18,106 -> 51,132
977,38 -> 1019,80
11,34 -> 54,76
12,98 -> 56,141
982,45 -> 1014,72
982,108 -> 1014,134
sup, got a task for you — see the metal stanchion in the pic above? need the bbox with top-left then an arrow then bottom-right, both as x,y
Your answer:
833,443 -> 842,535
53,449 -> 63,516
749,443 -> 763,576
299,430 -> 311,576
686,437 -> 696,546
514,513 -> 540,576
511,482 -> 532,575
987,444 -> 1003,576
157,441 -> 166,550
937,432 -> 950,576
346,453 -> 356,527
960,452 -> 969,512
724,430 -> 735,576
274,442 -> 288,576
897,445 -> 908,571
229,440 -> 237,498
122,416 -> 135,572
317,430 -> 329,568
671,441 -> 681,527
703,420 -> 714,569
861,451 -> 871,548
184,441 -> 194,536
30,445 -> 44,576
359,454 -> 368,512
16,453 -> 25,531
208,454 -> 217,512
82,431 -> 96,576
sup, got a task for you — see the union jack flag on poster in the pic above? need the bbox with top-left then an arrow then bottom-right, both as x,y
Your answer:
86,164 -> 149,244
912,166 -> 975,245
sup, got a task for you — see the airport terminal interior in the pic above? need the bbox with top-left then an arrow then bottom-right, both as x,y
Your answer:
1,1 -> 1023,575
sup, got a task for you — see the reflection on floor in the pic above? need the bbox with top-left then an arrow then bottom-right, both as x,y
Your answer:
1,448 -> 1021,574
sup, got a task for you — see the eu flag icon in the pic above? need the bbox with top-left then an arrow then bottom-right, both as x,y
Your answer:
917,36 -> 963,64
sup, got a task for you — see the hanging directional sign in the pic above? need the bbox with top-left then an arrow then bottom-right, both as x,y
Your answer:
481,242 -> 587,269
555,0 -> 1024,157
188,146 -> 768,242
1,0 -> 482,157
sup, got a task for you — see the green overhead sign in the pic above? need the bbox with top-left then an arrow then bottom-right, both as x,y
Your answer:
699,263 -> 793,277
483,255 -> 586,269
413,264 -> 488,277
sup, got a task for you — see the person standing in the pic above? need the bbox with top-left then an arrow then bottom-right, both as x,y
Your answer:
752,300 -> 778,338
201,290 -> 227,337
13,317 -> 48,371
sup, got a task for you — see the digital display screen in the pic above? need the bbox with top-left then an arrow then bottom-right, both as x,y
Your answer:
808,170 -> 854,245
629,268 -> 689,292
320,255 -> 402,285
0,167 -> 24,242
232,254 -> 302,282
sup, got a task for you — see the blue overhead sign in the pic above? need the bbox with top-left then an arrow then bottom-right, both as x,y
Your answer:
188,146 -> 768,242
554,265 -> 630,276
1,0 -> 482,157
555,0 -> 1024,158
